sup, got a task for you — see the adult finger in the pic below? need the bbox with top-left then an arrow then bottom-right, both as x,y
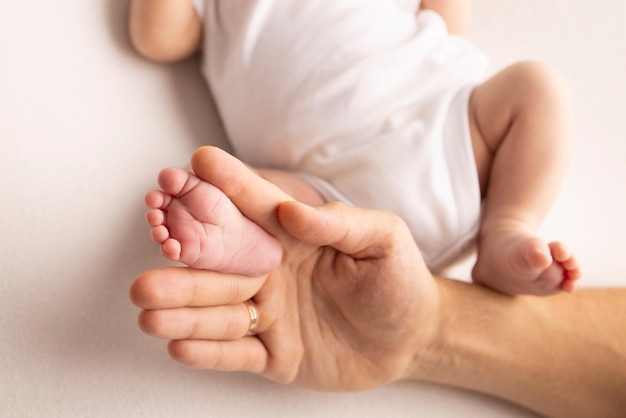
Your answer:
138,303 -> 261,340
130,267 -> 265,309
191,146 -> 294,237
277,201 -> 414,259
168,338 -> 268,374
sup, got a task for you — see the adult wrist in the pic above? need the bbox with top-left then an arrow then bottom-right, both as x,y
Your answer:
400,276 -> 451,384
402,277 -> 521,391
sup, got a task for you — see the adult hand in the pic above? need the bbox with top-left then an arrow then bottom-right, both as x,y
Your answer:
131,147 -> 626,418
130,146 -> 440,390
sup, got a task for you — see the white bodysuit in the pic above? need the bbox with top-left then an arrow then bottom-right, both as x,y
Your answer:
192,0 -> 488,271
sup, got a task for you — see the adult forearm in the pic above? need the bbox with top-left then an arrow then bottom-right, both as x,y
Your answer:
412,278 -> 626,418
129,0 -> 201,62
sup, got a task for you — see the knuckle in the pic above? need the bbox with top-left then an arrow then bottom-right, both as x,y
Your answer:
222,308 -> 246,338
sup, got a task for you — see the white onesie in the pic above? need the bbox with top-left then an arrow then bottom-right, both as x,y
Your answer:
192,0 -> 488,272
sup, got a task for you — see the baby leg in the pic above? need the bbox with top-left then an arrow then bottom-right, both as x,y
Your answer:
469,61 -> 581,296
145,167 -> 283,276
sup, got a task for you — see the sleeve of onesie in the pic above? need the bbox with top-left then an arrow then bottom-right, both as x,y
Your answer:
396,0 -> 421,12
191,0 -> 205,19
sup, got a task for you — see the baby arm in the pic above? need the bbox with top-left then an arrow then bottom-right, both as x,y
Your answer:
129,0 -> 202,62
419,0 -> 472,34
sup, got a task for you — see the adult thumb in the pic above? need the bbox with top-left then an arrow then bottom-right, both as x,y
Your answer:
277,201 -> 411,258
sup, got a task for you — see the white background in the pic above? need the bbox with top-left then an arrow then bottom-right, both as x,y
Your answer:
2,1 -> 625,417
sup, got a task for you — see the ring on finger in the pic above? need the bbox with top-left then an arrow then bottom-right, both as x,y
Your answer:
244,299 -> 259,335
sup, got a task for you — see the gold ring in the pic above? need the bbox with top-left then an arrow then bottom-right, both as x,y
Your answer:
244,300 -> 259,334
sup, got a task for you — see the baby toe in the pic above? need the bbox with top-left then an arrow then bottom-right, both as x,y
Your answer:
161,238 -> 182,261
146,209 -> 165,227
150,225 -> 170,245
158,168 -> 198,197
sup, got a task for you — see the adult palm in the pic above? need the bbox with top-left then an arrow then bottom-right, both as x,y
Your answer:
132,146 -> 440,391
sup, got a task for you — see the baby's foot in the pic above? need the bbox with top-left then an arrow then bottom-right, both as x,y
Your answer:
145,167 -> 282,276
471,227 -> 581,296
